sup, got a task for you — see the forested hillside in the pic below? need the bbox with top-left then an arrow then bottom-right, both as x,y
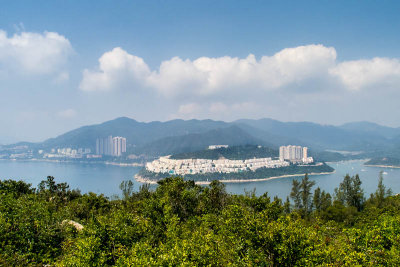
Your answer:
133,126 -> 266,156
170,144 -> 278,160
0,173 -> 399,265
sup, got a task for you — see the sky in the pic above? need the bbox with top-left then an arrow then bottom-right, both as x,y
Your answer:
1,0 -> 400,144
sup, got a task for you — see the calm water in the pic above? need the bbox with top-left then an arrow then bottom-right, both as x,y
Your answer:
225,160 -> 400,199
0,160 -> 399,199
0,160 -> 143,197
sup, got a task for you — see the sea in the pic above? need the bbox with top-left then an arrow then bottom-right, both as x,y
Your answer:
0,159 -> 399,199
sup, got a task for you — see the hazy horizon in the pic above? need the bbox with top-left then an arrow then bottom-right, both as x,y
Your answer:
2,1 -> 400,143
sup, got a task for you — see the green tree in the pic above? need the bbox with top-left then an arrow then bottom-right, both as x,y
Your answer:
290,175 -> 316,216
369,171 -> 393,208
290,179 -> 302,209
313,187 -> 322,211
320,191 -> 332,211
283,196 -> 291,214
334,174 -> 365,211
300,174 -> 315,215
0,179 -> 34,197
119,180 -> 134,200
200,180 -> 228,213
314,187 -> 332,212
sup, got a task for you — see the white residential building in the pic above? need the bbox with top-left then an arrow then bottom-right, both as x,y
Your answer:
146,156 -> 289,175
96,136 -> 126,156
279,145 -> 313,163
112,136 -> 127,157
208,145 -> 229,150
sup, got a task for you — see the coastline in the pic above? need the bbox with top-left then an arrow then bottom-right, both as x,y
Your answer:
364,164 -> 400,169
0,158 -> 144,167
134,170 -> 335,185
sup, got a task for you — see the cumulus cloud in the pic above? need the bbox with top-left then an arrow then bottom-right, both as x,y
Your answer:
329,57 -> 400,90
80,47 -> 150,91
80,44 -> 337,94
80,44 -> 400,96
0,30 -> 73,75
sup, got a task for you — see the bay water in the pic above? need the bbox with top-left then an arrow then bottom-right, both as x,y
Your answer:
1,160 -> 399,199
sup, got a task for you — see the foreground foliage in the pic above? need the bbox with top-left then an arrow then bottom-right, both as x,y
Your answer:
0,173 -> 399,266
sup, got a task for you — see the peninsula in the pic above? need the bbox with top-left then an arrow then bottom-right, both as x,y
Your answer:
365,157 -> 400,168
136,145 -> 335,183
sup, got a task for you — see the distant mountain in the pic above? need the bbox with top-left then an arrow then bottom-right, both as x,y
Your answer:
235,118 -> 391,151
339,121 -> 400,139
133,126 -> 266,156
233,123 -> 306,149
6,116 -> 400,159
39,117 -> 229,150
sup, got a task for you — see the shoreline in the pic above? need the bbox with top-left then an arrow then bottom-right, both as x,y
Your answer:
134,171 -> 335,185
364,164 -> 400,169
0,158 -> 144,167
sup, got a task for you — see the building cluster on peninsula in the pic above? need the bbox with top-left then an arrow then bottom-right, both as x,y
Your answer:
145,145 -> 314,175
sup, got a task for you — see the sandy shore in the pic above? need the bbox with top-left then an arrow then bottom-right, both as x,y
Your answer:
103,161 -> 144,167
365,164 -> 400,169
134,171 -> 335,185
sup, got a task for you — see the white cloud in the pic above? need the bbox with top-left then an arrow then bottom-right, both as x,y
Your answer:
329,57 -> 400,90
80,44 -> 400,96
147,57 -> 208,95
80,47 -> 150,91
80,44 -> 337,95
57,109 -> 77,119
0,30 -> 73,75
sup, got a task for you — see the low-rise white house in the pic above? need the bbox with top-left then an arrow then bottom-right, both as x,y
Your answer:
146,156 -> 290,175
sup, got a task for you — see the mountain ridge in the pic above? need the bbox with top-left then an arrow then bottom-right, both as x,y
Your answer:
4,117 -> 400,158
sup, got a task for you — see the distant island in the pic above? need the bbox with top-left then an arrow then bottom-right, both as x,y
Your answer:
136,145 -> 335,183
365,157 -> 400,168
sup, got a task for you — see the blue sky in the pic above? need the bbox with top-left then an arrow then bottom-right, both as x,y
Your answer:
1,1 -> 400,143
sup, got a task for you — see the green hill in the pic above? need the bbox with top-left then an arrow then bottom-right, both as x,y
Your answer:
170,144 -> 278,160
39,117 -> 229,150
134,126 -> 267,156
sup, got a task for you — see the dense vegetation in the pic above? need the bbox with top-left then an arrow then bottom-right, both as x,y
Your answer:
1,171 -> 399,265
138,163 -> 334,182
170,145 -> 278,160
133,126 -> 265,156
